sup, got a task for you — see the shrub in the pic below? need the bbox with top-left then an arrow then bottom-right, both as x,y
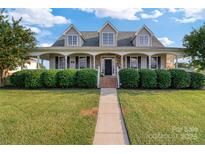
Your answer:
169,69 -> 191,89
76,69 -> 97,88
24,70 -> 44,89
10,70 -> 29,88
41,70 -> 58,88
139,69 -> 157,89
190,72 -> 205,89
155,69 -> 171,89
119,68 -> 139,88
56,69 -> 77,88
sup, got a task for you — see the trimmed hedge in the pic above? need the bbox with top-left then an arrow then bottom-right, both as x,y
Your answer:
139,69 -> 157,89
119,68 -> 139,88
56,69 -> 77,88
190,72 -> 205,89
156,70 -> 171,89
10,70 -> 28,88
41,70 -> 58,88
76,69 -> 97,88
169,69 -> 191,89
24,70 -> 44,89
10,68 -> 204,89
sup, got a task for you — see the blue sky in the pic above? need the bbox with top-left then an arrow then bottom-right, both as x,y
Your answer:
6,8 -> 205,47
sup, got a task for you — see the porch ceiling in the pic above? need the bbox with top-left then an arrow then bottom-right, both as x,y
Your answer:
29,46 -> 185,57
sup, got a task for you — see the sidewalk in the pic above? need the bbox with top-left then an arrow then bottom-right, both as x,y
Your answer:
93,88 -> 129,145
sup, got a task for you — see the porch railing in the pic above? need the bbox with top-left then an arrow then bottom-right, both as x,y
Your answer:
116,66 -> 120,88
97,66 -> 100,88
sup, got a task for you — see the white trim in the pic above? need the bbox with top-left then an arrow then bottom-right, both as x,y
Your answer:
98,22 -> 118,33
138,34 -> 151,46
100,55 -> 116,76
67,34 -> 78,46
101,32 -> 115,46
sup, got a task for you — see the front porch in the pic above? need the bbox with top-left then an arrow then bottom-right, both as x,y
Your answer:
33,52 -> 182,76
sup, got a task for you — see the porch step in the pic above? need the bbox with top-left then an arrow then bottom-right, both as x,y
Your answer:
100,76 -> 117,88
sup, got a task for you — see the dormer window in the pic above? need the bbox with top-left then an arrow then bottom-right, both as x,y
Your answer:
139,35 -> 149,46
68,35 -> 78,46
102,32 -> 114,45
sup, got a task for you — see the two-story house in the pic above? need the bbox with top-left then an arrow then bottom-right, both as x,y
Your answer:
30,22 -> 184,77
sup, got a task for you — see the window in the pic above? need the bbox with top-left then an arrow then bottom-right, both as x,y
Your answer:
59,57 -> 65,69
68,35 -> 78,46
79,57 -> 87,69
102,32 -> 114,45
130,57 -> 138,68
151,57 -> 158,69
139,35 -> 149,46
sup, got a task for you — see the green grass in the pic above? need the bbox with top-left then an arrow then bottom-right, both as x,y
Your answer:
0,89 -> 99,144
118,90 -> 205,145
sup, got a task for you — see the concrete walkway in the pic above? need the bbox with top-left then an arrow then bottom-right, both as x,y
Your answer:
93,88 -> 129,145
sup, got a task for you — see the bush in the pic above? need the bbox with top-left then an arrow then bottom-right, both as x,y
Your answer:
119,68 -> 139,88
190,72 -> 205,89
169,69 -> 191,89
139,69 -> 157,89
76,69 -> 97,88
155,70 -> 171,89
10,70 -> 28,88
41,70 -> 58,88
24,70 -> 44,89
56,69 -> 77,88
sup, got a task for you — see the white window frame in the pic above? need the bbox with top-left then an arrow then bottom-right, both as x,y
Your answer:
130,56 -> 139,69
151,56 -> 158,69
78,56 -> 87,69
102,32 -> 115,46
67,34 -> 78,46
58,56 -> 65,69
138,35 -> 150,46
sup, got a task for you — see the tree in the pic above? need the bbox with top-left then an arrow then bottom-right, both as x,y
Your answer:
0,10 -> 36,86
183,23 -> 205,70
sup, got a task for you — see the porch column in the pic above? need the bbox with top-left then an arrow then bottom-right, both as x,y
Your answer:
37,55 -> 40,69
64,55 -> 67,69
148,55 -> 152,69
93,55 -> 96,69
121,55 -> 123,69
175,55 -> 178,69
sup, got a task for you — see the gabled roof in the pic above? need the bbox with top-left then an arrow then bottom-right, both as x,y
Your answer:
98,21 -> 118,33
135,24 -> 154,36
62,24 -> 85,40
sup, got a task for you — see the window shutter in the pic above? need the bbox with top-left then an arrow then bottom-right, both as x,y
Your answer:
75,56 -> 79,69
67,56 -> 70,68
127,56 -> 130,68
55,56 -> 58,69
138,56 -> 141,69
147,56 -> 149,69
87,56 -> 90,68
158,56 -> 161,69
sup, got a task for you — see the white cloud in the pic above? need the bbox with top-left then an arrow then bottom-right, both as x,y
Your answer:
80,8 -> 142,20
38,43 -> 53,47
153,19 -> 159,22
167,8 -> 178,13
158,37 -> 174,46
25,26 -> 41,33
37,30 -> 52,38
8,8 -> 70,28
140,10 -> 163,19
173,8 -> 205,23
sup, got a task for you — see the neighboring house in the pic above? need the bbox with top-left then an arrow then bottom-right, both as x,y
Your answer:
30,22 -> 184,77
8,58 -> 38,75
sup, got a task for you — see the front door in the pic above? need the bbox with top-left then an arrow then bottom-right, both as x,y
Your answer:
105,59 -> 112,75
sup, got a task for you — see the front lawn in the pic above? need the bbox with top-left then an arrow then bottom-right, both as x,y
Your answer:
118,90 -> 205,144
0,89 -> 99,144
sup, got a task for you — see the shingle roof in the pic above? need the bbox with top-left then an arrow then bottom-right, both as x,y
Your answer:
52,31 -> 136,47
